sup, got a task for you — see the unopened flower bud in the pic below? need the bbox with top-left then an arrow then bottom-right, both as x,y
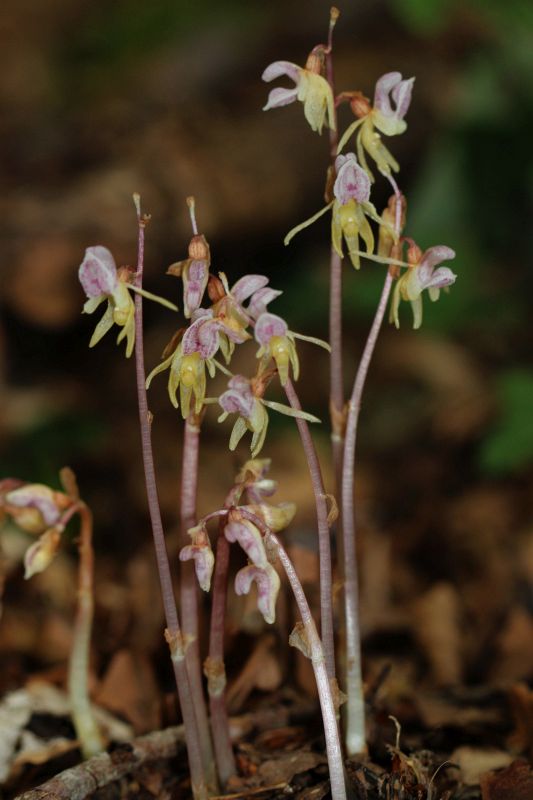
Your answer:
207,274 -> 226,303
5,484 -> 70,535
24,527 -> 62,579
249,502 -> 297,533
188,235 -> 210,261
349,92 -> 372,119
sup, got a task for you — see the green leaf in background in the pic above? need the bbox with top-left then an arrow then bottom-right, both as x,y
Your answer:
391,0 -> 456,33
479,369 -> 533,474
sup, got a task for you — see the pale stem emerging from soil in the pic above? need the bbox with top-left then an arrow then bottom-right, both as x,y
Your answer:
132,196 -> 209,800
205,518 -> 237,786
179,415 -> 218,789
284,378 -> 335,681
265,530 -> 347,800
67,502 -> 104,759
341,178 -> 402,755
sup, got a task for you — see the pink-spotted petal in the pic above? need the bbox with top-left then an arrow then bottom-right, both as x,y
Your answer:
179,545 -> 215,592
6,485 -> 62,526
262,60 -> 301,84
424,266 -> 457,291
333,153 -> 371,205
219,387 -> 255,419
254,312 -> 288,346
234,564 -> 280,625
79,246 -> 118,298
224,519 -> 267,568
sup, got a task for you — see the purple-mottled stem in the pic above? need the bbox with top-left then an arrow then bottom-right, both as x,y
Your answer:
284,378 -> 335,680
341,180 -> 402,755
266,531 -> 346,800
67,502 -> 103,759
206,521 -> 236,786
132,199 -> 208,800
179,416 -> 217,789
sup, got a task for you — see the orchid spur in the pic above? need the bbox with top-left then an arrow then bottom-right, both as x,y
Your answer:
390,243 -> 457,329
217,374 -> 321,457
262,51 -> 335,135
79,246 -> 177,358
338,71 -> 415,181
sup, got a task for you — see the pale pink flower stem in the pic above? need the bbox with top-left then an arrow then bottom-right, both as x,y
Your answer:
325,8 -> 346,573
266,531 -> 347,800
67,502 -> 104,759
132,200 -> 208,800
206,516 -> 237,786
341,178 -> 402,756
284,378 -> 335,681
179,416 -> 217,790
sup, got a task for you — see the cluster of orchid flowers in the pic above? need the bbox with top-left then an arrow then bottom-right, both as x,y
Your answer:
263,55 -> 457,324
180,458 -> 293,625
79,222 -> 328,457
0,477 -> 75,579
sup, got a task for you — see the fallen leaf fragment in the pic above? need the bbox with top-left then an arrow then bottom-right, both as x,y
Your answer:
480,759 -> 533,800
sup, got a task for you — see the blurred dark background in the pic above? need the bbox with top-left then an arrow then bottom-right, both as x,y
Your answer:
1,0 -> 533,698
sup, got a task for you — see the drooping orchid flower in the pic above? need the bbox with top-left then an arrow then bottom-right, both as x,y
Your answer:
79,246 -> 177,357
262,52 -> 335,135
338,71 -> 415,181
217,374 -> 320,457
390,244 -> 456,329
146,309 -> 241,417
179,522 -> 215,592
167,234 -> 211,319
254,312 -> 330,386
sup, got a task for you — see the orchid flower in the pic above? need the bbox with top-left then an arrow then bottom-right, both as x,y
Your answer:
79,246 -> 177,358
2,483 -> 70,535
338,71 -> 415,181
179,523 -> 215,592
167,234 -> 211,319
390,244 -> 457,329
254,312 -> 330,385
217,374 -> 321,457
262,53 -> 335,135
224,513 -> 269,569
234,563 -> 281,625
236,458 -> 278,503
284,153 -> 392,267
146,309 -> 242,417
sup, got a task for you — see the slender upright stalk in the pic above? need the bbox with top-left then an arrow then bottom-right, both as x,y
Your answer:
179,415 -> 217,789
325,8 -> 347,586
68,502 -> 104,759
266,531 -> 346,800
205,524 -> 236,785
341,182 -> 402,755
284,379 -> 335,681
132,196 -> 209,800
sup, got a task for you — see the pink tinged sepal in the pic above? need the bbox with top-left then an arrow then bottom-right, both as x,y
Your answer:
373,72 -> 415,137
5,484 -> 67,534
231,274 -> 269,304
262,60 -> 301,84
247,287 -> 283,320
218,376 -> 255,419
234,564 -> 280,625
79,246 -> 118,299
334,154 -> 371,205
24,527 -> 62,579
224,518 -> 268,568
179,524 -> 215,592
